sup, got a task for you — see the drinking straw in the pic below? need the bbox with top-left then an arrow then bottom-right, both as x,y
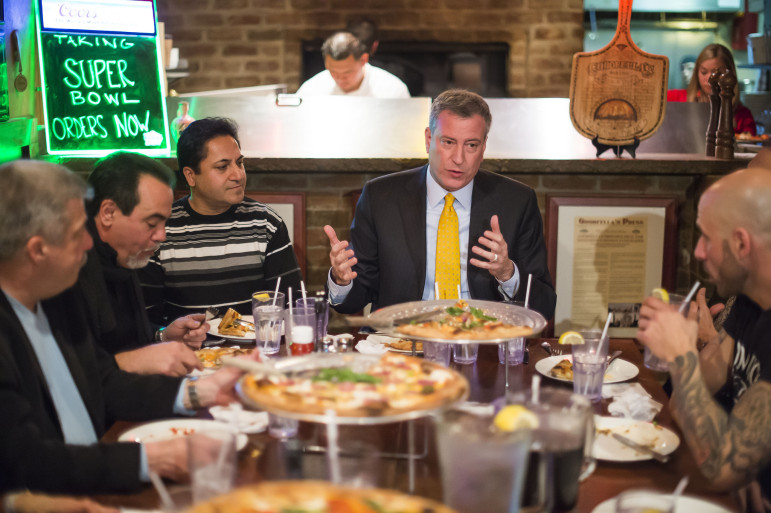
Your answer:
214,432 -> 231,475
272,277 -> 281,306
531,374 -> 541,404
325,409 -> 341,484
599,311 -> 613,358
679,281 -> 701,314
301,280 -> 307,302
434,282 -> 440,300
288,287 -> 293,316
149,471 -> 175,511
457,284 -> 461,299
672,475 -> 689,501
524,274 -> 533,308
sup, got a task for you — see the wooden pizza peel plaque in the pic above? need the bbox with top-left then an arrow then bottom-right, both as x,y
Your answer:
569,0 -> 669,148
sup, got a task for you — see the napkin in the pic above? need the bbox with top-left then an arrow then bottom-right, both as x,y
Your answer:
603,383 -> 663,421
209,403 -> 268,434
355,335 -> 391,355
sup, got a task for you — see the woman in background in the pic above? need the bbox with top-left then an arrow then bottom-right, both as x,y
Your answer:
687,43 -> 756,135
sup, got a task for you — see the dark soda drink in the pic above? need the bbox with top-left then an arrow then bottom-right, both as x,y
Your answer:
521,429 -> 584,512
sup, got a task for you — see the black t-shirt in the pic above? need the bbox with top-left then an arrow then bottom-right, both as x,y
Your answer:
722,294 -> 771,498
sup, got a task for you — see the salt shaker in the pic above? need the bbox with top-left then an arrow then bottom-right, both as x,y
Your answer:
335,334 -> 354,353
321,335 -> 336,353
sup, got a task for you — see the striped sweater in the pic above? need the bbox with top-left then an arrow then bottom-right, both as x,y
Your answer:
139,196 -> 302,325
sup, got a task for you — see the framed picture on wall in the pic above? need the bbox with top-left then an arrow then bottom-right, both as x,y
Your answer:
545,195 -> 677,337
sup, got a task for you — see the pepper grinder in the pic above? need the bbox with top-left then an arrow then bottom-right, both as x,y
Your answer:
715,67 -> 736,160
706,70 -> 721,157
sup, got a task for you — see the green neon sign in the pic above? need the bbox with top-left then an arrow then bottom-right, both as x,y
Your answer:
38,32 -> 169,156
0,31 -> 8,123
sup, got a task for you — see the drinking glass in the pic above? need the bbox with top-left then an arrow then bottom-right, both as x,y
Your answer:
254,305 -> 283,355
268,413 -> 299,439
187,430 -> 237,504
508,387 -> 595,513
572,329 -> 609,402
252,291 -> 286,355
453,343 -> 479,364
499,337 -> 526,365
436,407 -> 532,513
286,307 -> 315,356
644,293 -> 688,372
296,293 -> 329,346
424,341 -> 452,366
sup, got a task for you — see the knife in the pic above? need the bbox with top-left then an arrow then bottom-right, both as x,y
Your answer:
612,433 -> 670,463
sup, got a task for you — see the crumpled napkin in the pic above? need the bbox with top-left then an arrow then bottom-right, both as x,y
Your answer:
355,335 -> 391,354
209,403 -> 268,434
603,383 -> 663,421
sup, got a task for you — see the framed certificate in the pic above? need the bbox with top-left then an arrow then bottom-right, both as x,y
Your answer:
545,195 -> 677,337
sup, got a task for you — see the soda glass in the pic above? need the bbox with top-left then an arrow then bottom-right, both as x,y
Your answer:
508,387 -> 595,513
644,293 -> 688,372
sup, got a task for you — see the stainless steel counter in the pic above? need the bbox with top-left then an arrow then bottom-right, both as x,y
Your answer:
167,96 -> 711,160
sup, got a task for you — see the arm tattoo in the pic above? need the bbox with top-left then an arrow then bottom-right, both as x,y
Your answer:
670,352 -> 771,486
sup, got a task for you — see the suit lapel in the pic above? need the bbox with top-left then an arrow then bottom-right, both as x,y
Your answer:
0,293 -> 63,437
400,166 -> 427,298
468,172 -> 492,298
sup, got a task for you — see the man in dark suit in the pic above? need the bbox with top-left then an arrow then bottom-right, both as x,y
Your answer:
324,89 -> 556,319
0,160 -> 244,494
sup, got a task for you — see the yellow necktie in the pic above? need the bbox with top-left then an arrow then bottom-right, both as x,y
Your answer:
435,193 -> 460,300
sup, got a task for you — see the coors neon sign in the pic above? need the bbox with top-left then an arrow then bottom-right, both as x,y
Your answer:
39,0 -> 156,35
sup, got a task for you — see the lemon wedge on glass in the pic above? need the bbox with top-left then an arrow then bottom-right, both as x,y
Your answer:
494,405 -> 539,431
650,288 -> 669,303
558,331 -> 584,345
254,293 -> 271,301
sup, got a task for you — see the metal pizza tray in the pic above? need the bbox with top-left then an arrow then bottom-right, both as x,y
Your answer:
235,352 -> 469,425
367,299 -> 547,344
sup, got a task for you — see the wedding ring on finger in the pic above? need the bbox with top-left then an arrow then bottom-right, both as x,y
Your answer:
493,254 -> 498,262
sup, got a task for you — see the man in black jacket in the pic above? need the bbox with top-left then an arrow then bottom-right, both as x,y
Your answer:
77,152 -> 208,376
0,160 -> 243,494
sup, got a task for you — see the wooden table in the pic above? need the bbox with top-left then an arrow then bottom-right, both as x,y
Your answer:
93,338 -> 738,513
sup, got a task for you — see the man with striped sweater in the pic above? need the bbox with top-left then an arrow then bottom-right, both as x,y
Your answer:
140,118 -> 302,325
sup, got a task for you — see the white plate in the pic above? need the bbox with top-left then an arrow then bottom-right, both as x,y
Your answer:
536,355 -> 639,384
209,315 -> 256,341
592,415 -> 680,462
592,494 -> 732,513
118,419 -> 248,450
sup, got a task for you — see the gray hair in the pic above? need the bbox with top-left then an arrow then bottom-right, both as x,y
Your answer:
0,160 -> 88,261
321,31 -> 366,61
429,89 -> 492,137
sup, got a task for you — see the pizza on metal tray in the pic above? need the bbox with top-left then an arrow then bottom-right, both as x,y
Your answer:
396,300 -> 533,340
185,480 -> 458,513
241,353 -> 468,418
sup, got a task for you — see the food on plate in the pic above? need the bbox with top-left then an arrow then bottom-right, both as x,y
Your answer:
218,308 -> 251,337
396,300 -> 532,340
186,481 -> 458,513
240,353 -> 468,417
196,346 -> 254,369
550,358 -> 574,380
494,405 -> 539,432
558,331 -> 584,345
737,132 -> 771,141
384,339 -> 424,352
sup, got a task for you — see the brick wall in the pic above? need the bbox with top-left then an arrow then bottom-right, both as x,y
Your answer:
157,0 -> 584,97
